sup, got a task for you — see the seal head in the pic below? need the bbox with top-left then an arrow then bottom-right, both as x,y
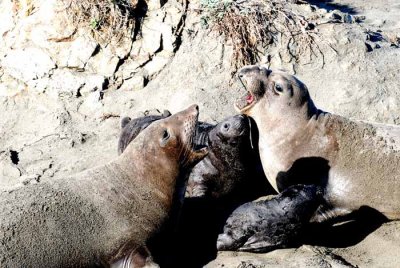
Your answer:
235,65 -> 317,120
188,114 -> 255,198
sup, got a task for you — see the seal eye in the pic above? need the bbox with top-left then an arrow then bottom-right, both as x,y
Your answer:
160,129 -> 170,147
223,123 -> 230,131
274,83 -> 283,94
162,130 -> 170,140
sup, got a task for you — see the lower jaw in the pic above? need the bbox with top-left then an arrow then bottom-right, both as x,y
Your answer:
235,103 -> 254,114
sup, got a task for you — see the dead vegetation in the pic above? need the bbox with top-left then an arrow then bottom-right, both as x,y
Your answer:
61,0 -> 138,42
200,0 -> 323,69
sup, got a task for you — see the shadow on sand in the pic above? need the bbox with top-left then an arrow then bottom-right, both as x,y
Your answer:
303,206 -> 388,248
307,0 -> 358,14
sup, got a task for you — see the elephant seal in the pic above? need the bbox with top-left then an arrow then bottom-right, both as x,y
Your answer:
235,65 -> 400,221
216,184 -> 323,252
119,113 -> 268,200
0,105 -> 207,267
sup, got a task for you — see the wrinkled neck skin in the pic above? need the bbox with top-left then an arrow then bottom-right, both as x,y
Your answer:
247,98 -> 330,191
115,136 -> 182,210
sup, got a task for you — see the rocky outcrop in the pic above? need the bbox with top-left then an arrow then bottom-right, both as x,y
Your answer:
0,0 -> 186,98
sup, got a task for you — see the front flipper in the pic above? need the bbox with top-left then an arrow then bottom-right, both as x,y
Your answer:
238,234 -> 278,253
110,246 -> 159,268
186,146 -> 209,166
311,206 -> 353,223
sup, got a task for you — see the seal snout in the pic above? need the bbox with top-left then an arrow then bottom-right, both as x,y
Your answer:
216,233 -> 236,251
187,104 -> 199,116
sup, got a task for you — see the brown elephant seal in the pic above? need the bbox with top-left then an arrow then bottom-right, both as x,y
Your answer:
0,105 -> 207,267
235,65 -> 400,221
217,184 -> 323,252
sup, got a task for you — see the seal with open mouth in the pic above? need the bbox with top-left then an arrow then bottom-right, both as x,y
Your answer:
0,105 -> 207,267
235,65 -> 400,221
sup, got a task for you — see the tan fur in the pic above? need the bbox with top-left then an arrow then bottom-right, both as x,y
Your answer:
0,105 -> 207,267
235,65 -> 400,220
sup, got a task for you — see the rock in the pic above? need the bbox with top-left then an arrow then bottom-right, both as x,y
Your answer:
121,58 -> 142,79
143,53 -> 170,77
0,74 -> 26,97
80,74 -> 106,96
110,35 -> 134,59
147,0 -> 162,11
141,18 -> 163,55
2,47 -> 56,83
160,23 -> 175,53
130,40 -> 144,57
25,159 -> 54,178
44,69 -> 85,99
164,1 -> 184,28
325,10 -> 357,24
0,0 -> 15,44
87,47 -> 121,77
29,69 -> 104,99
58,36 -> 98,69
78,91 -> 104,116
119,74 -> 145,91
129,40 -> 152,67
19,174 -> 40,185
0,161 -> 21,184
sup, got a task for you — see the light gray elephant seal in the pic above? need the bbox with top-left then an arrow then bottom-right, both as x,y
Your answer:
0,105 -> 208,267
235,65 -> 400,221
217,184 -> 323,252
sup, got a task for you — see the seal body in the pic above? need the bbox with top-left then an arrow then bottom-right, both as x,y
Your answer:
216,184 -> 323,252
0,105 -> 207,267
235,65 -> 400,220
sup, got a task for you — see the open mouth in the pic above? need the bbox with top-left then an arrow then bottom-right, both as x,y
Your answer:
234,77 -> 256,112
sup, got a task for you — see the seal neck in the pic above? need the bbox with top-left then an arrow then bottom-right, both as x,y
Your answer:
115,145 -> 181,210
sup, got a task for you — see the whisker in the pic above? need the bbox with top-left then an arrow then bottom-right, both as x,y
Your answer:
248,117 -> 254,149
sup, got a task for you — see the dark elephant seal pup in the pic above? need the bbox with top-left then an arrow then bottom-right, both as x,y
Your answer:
217,184 -> 323,252
0,105 -> 207,267
235,65 -> 400,220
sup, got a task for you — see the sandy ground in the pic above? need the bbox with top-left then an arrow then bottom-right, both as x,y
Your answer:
1,0 -> 400,267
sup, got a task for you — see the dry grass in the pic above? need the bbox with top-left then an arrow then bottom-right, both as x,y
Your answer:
61,0 -> 138,42
201,0 -> 322,69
